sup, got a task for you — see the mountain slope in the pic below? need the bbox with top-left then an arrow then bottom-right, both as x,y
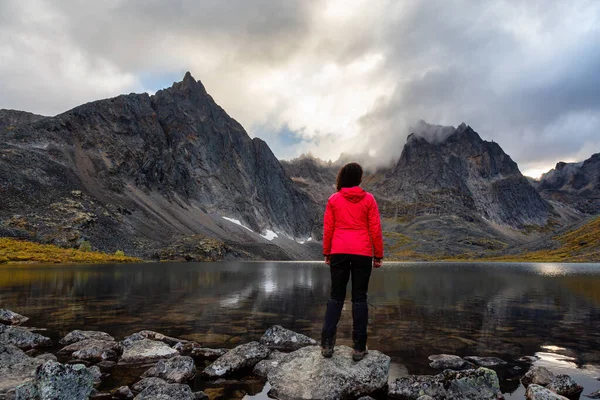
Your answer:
535,153 -> 600,214
0,109 -> 46,131
0,72 -> 320,259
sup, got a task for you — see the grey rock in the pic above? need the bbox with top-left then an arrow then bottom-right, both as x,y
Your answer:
203,341 -> 270,378
113,386 -> 134,399
464,356 -> 507,368
59,338 -> 121,362
188,346 -> 228,360
131,378 -> 168,393
546,374 -> 583,397
0,109 -> 46,131
15,361 -> 94,400
537,153 -> 600,214
0,343 -> 45,395
416,397 -> 434,400
193,392 -> 209,400
357,397 -> 377,400
96,360 -> 116,370
133,381 -> 195,400
88,365 -> 102,386
0,310 -> 29,326
119,338 -> 178,365
586,389 -> 600,399
522,366 -> 555,387
141,356 -> 196,383
89,389 -> 112,399
526,384 -> 569,400
59,330 -> 115,345
35,353 -> 57,362
259,325 -> 317,352
253,358 -> 282,379
267,345 -> 390,400
388,367 -> 502,400
125,331 -> 188,347
427,354 -> 468,370
0,324 -> 52,350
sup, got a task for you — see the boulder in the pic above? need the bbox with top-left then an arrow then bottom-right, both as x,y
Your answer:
0,343 -> 45,395
141,356 -> 196,383
0,310 -> 29,325
259,325 -> 317,352
546,374 -> 583,397
35,353 -> 57,363
59,330 -> 115,345
417,397 -> 434,400
203,341 -> 270,378
0,324 -> 52,350
14,361 -> 95,400
189,346 -> 229,360
526,384 -> 569,400
253,350 -> 286,378
464,356 -> 507,368
59,339 -> 121,362
388,368 -> 502,400
118,338 -> 178,365
522,366 -> 555,387
113,386 -> 134,399
267,345 -> 390,400
131,378 -> 168,393
133,380 -> 195,400
428,354 -> 469,370
125,331 -> 188,347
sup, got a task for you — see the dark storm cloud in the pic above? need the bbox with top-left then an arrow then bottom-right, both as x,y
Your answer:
1,0 -> 599,176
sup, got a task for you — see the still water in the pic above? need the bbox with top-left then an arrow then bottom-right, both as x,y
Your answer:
0,261 -> 599,399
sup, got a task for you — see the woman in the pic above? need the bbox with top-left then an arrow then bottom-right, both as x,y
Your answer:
321,162 -> 384,361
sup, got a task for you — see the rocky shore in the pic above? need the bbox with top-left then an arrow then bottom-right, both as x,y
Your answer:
0,309 -> 591,400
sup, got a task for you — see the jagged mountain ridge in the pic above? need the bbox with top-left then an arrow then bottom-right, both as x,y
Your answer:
0,109 -> 46,131
0,72 -> 320,259
534,153 -> 600,214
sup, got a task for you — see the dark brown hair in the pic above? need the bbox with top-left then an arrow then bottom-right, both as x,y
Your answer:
336,163 -> 363,191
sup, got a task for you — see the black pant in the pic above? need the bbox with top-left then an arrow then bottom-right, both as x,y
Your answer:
321,254 -> 372,350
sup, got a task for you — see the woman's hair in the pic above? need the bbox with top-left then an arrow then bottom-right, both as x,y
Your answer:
336,162 -> 363,191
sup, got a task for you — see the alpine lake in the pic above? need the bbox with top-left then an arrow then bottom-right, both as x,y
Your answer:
1,261 -> 599,399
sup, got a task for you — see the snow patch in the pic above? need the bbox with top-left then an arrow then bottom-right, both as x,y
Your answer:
297,236 -> 313,244
222,216 -> 253,232
261,229 -> 278,241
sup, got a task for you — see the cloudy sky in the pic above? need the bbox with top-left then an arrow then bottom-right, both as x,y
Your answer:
1,0 -> 599,177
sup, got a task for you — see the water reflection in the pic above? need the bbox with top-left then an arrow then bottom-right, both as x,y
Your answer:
0,262 -> 599,398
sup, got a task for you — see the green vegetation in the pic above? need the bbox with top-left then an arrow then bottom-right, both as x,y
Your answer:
78,240 -> 92,252
114,250 -> 125,257
0,238 -> 141,265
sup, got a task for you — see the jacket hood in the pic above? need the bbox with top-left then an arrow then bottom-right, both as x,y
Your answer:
340,186 -> 367,203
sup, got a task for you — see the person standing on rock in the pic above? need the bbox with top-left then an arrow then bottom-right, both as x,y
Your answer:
321,162 -> 384,361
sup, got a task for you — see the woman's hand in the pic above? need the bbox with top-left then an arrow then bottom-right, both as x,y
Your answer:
324,255 -> 331,265
373,258 -> 383,268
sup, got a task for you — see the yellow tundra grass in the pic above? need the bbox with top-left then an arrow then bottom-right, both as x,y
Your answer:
0,238 -> 141,265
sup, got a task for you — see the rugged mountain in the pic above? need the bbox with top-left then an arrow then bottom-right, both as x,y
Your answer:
535,153 -> 600,214
284,122 -> 573,259
0,72 -> 320,260
371,122 -> 550,227
0,109 -> 46,131
281,154 -> 338,206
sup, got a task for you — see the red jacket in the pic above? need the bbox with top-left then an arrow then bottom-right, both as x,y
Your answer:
323,186 -> 384,259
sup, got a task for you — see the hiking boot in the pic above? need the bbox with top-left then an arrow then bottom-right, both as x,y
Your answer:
321,332 -> 336,358
352,347 -> 368,361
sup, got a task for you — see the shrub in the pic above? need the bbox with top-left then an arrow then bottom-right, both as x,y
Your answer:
114,250 -> 125,257
79,241 -> 92,252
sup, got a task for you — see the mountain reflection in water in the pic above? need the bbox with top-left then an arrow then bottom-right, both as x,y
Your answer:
1,261 -> 599,398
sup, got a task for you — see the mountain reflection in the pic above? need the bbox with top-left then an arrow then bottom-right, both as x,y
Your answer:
0,262 -> 599,374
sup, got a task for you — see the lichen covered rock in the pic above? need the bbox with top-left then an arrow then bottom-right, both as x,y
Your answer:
526,384 -> 569,400
14,361 -> 95,400
388,367 -> 502,400
59,330 -> 115,345
267,345 -> 390,400
118,338 -> 178,365
141,355 -> 196,383
0,324 -> 52,350
259,325 -> 317,352
203,341 -> 270,378
0,310 -> 29,325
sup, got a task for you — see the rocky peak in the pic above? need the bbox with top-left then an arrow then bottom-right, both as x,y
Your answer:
0,109 -> 46,132
371,124 -> 549,227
